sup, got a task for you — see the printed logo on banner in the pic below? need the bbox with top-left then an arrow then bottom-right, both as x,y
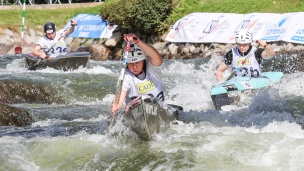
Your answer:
64,14 -> 117,39
278,17 -> 289,27
198,15 -> 227,40
261,14 -> 295,41
291,29 -> 304,42
291,35 -> 304,42
229,17 -> 259,41
168,14 -> 196,39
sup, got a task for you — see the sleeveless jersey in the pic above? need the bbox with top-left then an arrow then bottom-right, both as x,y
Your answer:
231,46 -> 261,77
36,29 -> 68,55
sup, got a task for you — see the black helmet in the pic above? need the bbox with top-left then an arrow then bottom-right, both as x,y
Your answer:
44,22 -> 56,33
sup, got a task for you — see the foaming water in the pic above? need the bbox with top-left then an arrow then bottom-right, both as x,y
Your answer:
1,54 -> 304,170
163,55 -> 220,111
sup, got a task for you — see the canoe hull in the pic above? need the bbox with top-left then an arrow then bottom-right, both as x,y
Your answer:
210,72 -> 284,110
25,52 -> 90,71
123,97 -> 181,141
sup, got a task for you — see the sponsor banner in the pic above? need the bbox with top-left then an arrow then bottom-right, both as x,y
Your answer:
220,13 -> 279,43
282,12 -> 304,44
166,13 -> 241,43
166,12 -> 304,44
260,12 -> 299,42
63,14 -> 118,39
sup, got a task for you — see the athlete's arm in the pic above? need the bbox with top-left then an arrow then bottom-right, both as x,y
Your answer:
124,33 -> 162,66
215,62 -> 228,81
111,90 -> 127,113
256,40 -> 274,59
32,44 -> 47,58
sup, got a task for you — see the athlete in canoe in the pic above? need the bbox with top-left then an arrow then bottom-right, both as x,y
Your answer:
110,33 -> 164,113
32,20 -> 77,59
215,29 -> 275,82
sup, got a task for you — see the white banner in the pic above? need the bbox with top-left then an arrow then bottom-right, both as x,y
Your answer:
221,13 -> 278,43
166,12 -> 304,44
282,12 -> 304,44
260,12 -> 300,42
166,13 -> 241,43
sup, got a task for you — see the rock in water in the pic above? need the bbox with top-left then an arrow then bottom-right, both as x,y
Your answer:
0,102 -> 33,127
78,44 -> 111,61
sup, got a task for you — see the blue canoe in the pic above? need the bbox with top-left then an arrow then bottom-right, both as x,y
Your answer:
210,72 -> 284,110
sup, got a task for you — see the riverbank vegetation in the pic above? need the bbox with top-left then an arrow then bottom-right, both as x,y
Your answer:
0,0 -> 303,36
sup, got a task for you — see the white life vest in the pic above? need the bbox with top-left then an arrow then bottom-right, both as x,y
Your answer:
231,46 -> 261,77
125,69 -> 164,104
37,29 -> 68,55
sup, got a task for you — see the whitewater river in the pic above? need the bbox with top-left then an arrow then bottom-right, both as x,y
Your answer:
1,53 -> 304,171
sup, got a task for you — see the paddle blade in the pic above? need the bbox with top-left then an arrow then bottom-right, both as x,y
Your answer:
15,47 -> 22,54
28,58 -> 42,71
226,71 -> 236,81
108,113 -> 116,131
211,94 -> 230,110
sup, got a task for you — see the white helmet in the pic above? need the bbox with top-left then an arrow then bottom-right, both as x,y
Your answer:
125,44 -> 146,63
235,29 -> 253,44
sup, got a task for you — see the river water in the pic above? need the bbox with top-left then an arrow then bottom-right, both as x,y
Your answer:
1,53 -> 304,170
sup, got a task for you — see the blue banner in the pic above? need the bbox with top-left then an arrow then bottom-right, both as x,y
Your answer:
64,14 -> 117,39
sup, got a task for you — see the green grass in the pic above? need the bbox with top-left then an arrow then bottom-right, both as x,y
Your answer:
0,0 -> 304,34
0,4 -> 103,33
169,0 -> 304,22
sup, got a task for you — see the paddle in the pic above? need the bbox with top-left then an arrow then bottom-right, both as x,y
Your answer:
15,0 -> 27,54
225,43 -> 260,81
108,41 -> 131,131
225,55 -> 250,81
28,25 -> 73,71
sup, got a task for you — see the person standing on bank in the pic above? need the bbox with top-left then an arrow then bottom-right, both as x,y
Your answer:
215,29 -> 275,82
110,33 -> 164,113
32,20 -> 77,59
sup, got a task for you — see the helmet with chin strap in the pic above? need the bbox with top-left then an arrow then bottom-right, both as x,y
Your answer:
125,43 -> 146,63
44,22 -> 56,34
235,29 -> 253,44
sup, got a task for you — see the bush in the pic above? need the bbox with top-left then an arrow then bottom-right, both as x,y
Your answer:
99,0 -> 175,37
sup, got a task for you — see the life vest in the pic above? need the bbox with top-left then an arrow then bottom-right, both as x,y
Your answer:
37,29 -> 68,55
231,46 -> 261,77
